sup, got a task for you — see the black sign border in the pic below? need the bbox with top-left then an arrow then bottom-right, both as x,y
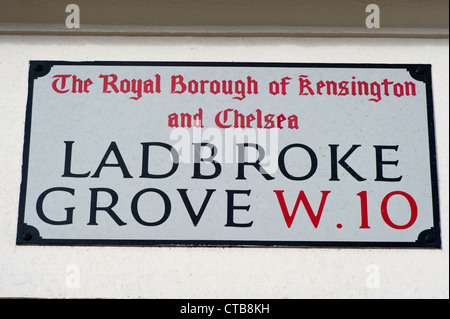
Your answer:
16,61 -> 442,248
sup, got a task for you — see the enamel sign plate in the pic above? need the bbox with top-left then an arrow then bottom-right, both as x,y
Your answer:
17,61 -> 441,247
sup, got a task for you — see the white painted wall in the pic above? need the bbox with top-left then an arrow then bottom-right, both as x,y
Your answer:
0,35 -> 448,298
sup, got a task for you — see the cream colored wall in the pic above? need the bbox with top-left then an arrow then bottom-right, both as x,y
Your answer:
0,35 -> 448,298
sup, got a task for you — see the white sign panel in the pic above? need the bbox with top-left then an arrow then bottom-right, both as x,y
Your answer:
17,61 -> 441,247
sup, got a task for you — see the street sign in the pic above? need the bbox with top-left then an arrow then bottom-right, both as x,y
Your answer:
17,61 -> 441,247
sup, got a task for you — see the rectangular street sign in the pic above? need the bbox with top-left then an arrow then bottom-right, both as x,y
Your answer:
17,61 -> 441,247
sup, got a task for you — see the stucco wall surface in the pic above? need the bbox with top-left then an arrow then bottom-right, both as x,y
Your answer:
0,35 -> 448,298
